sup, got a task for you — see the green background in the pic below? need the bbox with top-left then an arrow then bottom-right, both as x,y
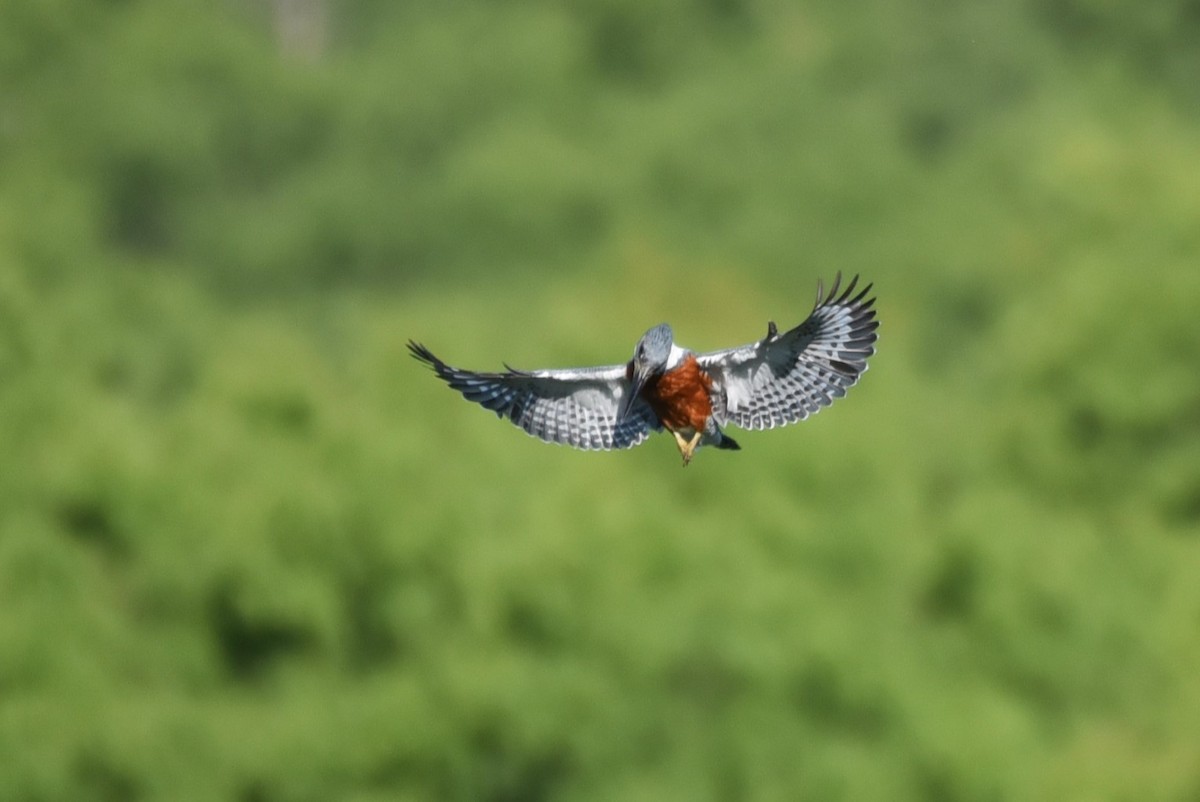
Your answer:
2,1 -> 1199,799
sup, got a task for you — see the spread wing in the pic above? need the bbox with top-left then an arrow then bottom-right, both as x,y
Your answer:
697,273 -> 878,431
408,343 -> 660,450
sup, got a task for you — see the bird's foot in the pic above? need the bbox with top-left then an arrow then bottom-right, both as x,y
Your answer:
673,431 -> 702,467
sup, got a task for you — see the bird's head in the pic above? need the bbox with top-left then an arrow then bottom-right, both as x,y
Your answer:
618,323 -> 673,421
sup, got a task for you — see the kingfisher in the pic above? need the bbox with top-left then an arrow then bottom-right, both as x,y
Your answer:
409,273 -> 877,465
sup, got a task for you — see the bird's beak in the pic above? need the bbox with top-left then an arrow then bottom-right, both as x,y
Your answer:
619,364 -> 652,422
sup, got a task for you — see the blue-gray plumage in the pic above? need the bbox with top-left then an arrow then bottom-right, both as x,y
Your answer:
409,273 -> 878,464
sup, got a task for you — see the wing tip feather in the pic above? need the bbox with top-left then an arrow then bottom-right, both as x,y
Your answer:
815,273 -> 875,311
407,340 -> 437,366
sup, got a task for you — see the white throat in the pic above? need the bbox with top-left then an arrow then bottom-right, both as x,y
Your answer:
666,343 -> 688,369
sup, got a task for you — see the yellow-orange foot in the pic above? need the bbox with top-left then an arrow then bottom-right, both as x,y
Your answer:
672,430 -> 702,467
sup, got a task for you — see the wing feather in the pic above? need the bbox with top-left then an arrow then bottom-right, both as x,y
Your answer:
697,273 -> 878,431
408,343 -> 658,450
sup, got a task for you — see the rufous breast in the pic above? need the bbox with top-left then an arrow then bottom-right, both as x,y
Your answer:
638,354 -> 714,433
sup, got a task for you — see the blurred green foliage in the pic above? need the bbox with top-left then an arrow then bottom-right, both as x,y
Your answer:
2,0 -> 1200,799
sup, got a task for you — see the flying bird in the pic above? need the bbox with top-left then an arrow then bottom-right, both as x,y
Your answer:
409,273 -> 877,465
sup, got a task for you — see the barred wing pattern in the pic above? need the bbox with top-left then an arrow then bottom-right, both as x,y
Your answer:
697,274 -> 877,431
408,343 -> 660,450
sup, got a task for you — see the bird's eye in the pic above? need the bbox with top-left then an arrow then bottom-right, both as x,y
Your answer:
637,345 -> 645,359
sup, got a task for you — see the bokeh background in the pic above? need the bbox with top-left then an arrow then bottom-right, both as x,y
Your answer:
3,0 -> 1200,799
